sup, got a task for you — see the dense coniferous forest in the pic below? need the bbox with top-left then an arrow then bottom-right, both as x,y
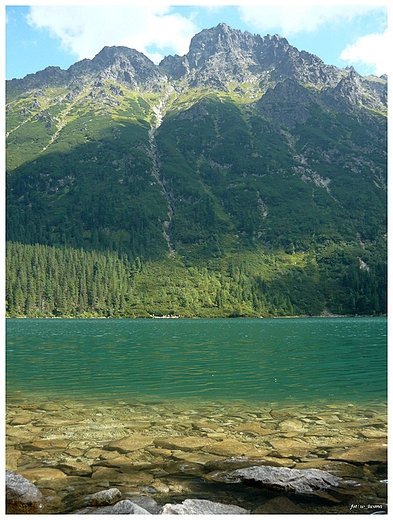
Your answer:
6,241 -> 386,318
6,25 -> 387,318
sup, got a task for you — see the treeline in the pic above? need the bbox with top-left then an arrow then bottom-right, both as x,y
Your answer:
5,242 -> 295,318
6,241 -> 386,318
6,242 -> 137,317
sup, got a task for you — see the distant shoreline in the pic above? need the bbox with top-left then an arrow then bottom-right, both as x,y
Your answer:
5,314 -> 386,320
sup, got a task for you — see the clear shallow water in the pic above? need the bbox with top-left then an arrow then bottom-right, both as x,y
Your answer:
6,318 -> 388,514
6,317 -> 387,406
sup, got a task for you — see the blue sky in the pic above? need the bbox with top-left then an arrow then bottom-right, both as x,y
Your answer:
5,3 -> 389,81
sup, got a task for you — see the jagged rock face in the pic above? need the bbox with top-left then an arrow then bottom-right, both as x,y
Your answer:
158,23 -> 385,110
68,46 -> 168,91
8,23 -> 387,111
321,69 -> 387,113
157,24 -> 385,111
8,46 -> 168,94
167,23 -> 262,87
7,65 -> 68,91
255,79 -> 317,127
159,25 -> 293,88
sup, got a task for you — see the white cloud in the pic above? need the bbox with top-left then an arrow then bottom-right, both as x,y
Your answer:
340,29 -> 389,76
26,5 -> 198,64
237,5 -> 384,36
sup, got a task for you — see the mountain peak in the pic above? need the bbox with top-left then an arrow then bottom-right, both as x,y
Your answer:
186,23 -> 251,57
7,23 -> 387,111
159,24 -> 346,93
215,21 -> 231,31
68,45 -> 164,88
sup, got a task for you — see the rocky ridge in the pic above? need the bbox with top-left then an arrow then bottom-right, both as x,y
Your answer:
161,24 -> 348,92
7,46 -> 169,94
7,23 -> 387,113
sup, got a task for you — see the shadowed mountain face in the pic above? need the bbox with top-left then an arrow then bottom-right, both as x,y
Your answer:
6,24 -> 387,317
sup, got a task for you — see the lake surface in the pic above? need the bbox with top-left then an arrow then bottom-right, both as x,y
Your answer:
6,317 -> 388,514
6,317 -> 387,406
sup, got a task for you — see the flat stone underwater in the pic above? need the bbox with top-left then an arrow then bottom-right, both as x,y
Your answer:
6,393 -> 387,514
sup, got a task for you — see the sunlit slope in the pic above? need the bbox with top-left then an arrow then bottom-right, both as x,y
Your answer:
5,27 -> 387,316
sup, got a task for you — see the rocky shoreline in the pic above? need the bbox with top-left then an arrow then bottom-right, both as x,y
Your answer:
6,396 -> 387,514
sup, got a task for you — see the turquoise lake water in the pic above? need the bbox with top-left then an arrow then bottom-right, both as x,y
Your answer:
6,317 -> 387,407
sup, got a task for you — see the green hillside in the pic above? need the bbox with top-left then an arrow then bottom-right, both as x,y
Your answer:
6,30 -> 387,317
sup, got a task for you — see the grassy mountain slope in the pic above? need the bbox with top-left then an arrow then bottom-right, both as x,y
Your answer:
6,28 -> 387,317
7,83 -> 170,258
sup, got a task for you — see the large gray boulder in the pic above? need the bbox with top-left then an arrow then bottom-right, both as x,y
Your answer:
160,498 -> 250,515
6,469 -> 45,514
214,465 -> 343,494
130,496 -> 162,514
90,499 -> 151,514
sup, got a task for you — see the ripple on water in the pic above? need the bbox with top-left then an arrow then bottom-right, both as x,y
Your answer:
6,318 -> 387,404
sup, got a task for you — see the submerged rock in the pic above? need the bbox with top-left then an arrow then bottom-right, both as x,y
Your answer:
6,470 -> 45,514
6,449 -> 22,471
154,435 -> 212,451
253,496 -> 304,514
278,418 -> 305,431
160,498 -> 250,515
202,438 -> 263,457
91,466 -> 154,487
10,413 -> 35,425
360,428 -> 387,439
328,441 -> 387,463
215,465 -> 343,494
105,435 -> 154,453
86,487 -> 122,506
30,438 -> 69,450
295,459 -> 364,478
268,438 -> 310,458
205,456 -> 266,472
233,422 -> 275,435
171,450 -> 220,465
20,467 -> 67,482
57,461 -> 93,476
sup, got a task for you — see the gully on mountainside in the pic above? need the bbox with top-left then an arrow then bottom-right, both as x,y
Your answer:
148,92 -> 176,256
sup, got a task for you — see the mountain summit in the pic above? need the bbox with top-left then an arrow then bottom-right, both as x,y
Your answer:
162,24 -> 336,88
8,23 -> 387,109
6,24 -> 387,317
